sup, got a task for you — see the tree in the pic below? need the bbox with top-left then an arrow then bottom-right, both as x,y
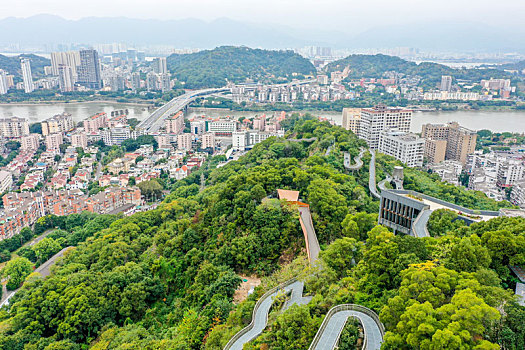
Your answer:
2,257 -> 33,290
29,122 -> 42,134
320,237 -> 362,277
33,237 -> 61,263
5,140 -> 20,151
137,179 -> 164,201
445,234 -> 491,272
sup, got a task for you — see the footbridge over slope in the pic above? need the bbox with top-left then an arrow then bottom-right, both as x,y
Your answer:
277,189 -> 320,263
223,190 -> 384,350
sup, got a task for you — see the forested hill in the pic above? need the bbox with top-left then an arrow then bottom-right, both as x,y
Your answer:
166,46 -> 316,89
324,54 -> 515,87
0,54 -> 50,79
0,116 -> 523,349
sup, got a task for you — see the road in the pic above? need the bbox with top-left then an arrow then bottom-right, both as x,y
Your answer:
0,247 -> 72,308
311,308 -> 383,350
138,79 -> 317,134
136,88 -> 229,133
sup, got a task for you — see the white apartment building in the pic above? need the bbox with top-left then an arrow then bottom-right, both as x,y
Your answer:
21,134 -> 40,151
0,69 -> 8,95
101,125 -> 134,146
358,105 -> 412,149
58,64 -> 75,92
232,130 -> 284,151
46,133 -> 64,150
177,133 -> 192,150
165,112 -> 184,134
428,160 -> 463,186
341,108 -> 361,134
510,180 -> 525,208
20,58 -> 35,93
0,117 -> 30,138
378,129 -> 425,167
207,120 -> 237,136
201,133 -> 215,149
0,170 -> 13,193
42,112 -> 75,136
50,51 -> 81,78
71,132 -> 88,149
497,159 -> 525,188
83,113 -> 108,133
190,120 -> 206,135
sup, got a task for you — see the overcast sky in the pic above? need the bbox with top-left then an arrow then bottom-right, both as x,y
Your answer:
2,0 -> 524,33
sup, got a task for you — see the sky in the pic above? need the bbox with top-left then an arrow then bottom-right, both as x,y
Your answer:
2,0 -> 525,33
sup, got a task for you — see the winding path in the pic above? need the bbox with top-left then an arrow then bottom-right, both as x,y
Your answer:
309,305 -> 384,350
224,189 -> 384,350
224,280 -> 312,350
344,147 -> 366,171
368,149 -> 381,199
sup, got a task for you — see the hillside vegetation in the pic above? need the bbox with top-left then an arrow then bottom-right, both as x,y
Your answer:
0,54 -> 50,79
166,46 -> 316,89
0,117 -> 523,350
324,54 -> 516,88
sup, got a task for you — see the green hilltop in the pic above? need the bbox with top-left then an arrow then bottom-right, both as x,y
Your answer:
0,53 -> 50,80
166,46 -> 316,89
0,116 -> 523,349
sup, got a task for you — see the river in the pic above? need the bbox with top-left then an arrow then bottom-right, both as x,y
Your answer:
187,108 -> 525,133
0,102 -> 154,123
0,103 -> 524,133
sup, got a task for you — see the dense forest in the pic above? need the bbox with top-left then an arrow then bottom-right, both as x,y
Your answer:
0,117 -> 523,349
0,53 -> 50,79
323,54 -> 517,89
166,46 -> 316,89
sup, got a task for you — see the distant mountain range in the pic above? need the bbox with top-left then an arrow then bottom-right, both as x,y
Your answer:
1,15 -> 525,53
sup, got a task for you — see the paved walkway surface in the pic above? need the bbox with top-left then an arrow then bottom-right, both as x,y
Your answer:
368,149 -> 380,199
312,310 -> 383,350
413,209 -> 432,238
0,247 -> 72,308
516,282 -> 525,306
345,147 -> 366,170
226,280 -> 312,350
298,206 -> 320,262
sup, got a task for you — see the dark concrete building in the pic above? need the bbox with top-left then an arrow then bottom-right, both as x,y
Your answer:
78,49 -> 102,89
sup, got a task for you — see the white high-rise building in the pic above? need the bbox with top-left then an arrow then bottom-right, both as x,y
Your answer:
177,133 -> 192,150
440,75 -> 453,92
358,105 -> 412,149
20,58 -> 35,93
378,129 -> 425,168
153,57 -> 168,74
0,69 -> 8,95
58,64 -> 75,92
0,117 -> 30,138
51,51 -> 81,79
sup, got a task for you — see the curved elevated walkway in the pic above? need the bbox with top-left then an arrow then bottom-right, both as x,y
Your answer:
309,304 -> 384,350
224,279 -> 312,350
344,147 -> 366,171
225,188 -> 384,350
368,149 -> 380,199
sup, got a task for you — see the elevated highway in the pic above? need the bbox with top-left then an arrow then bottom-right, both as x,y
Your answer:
136,88 -> 229,133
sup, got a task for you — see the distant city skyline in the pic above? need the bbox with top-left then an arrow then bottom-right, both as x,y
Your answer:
2,0 -> 525,34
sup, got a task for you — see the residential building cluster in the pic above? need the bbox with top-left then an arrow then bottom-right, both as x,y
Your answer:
466,148 -> 525,204
342,105 -> 424,167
